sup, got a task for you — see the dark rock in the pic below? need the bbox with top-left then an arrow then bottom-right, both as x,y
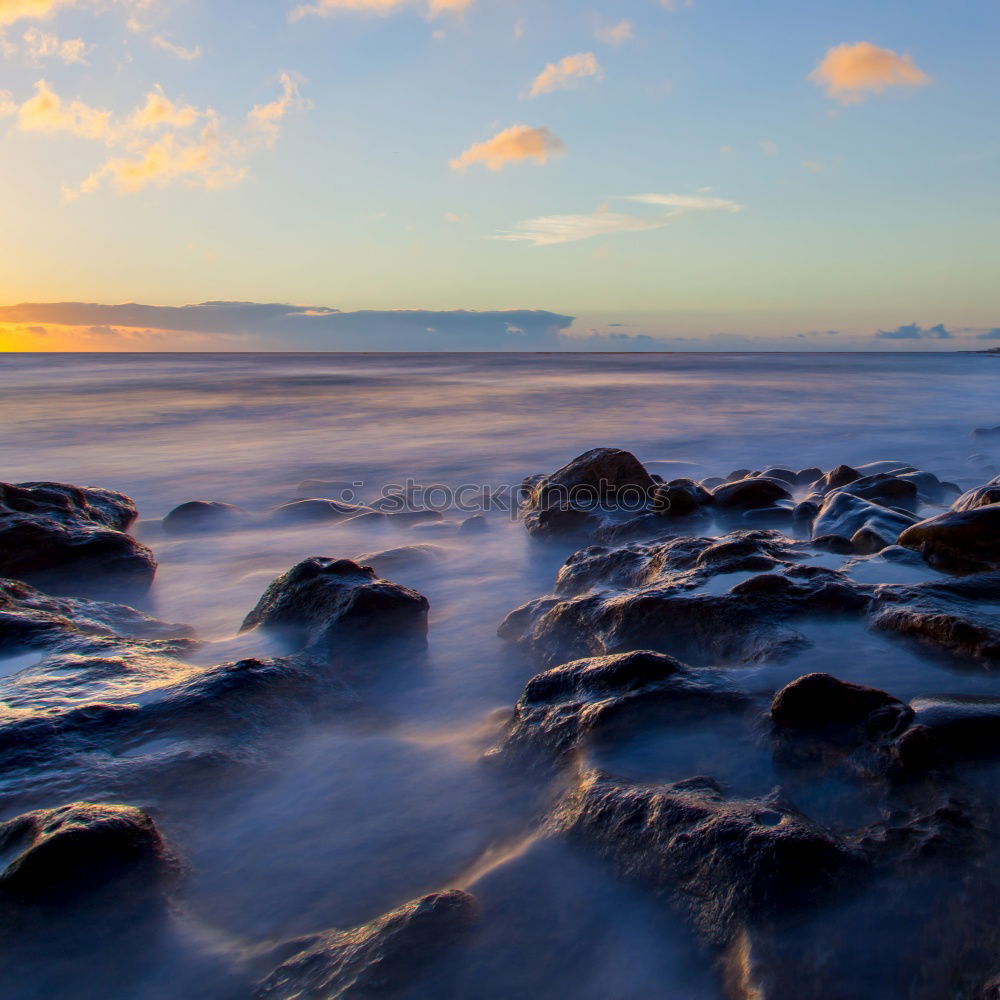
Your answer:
255,890 -> 479,1000
894,697 -> 1000,770
497,650 -> 749,764
0,802 -> 172,904
898,506 -> 1000,573
812,534 -> 855,555
162,501 -> 246,535
650,479 -> 712,518
557,770 -> 864,948
522,449 -> 655,538
971,426 -> 1000,442
760,468 -> 800,486
726,469 -> 752,483
271,499 -> 373,523
839,474 -> 919,514
459,515 -> 489,534
871,604 -> 1000,665
953,487 -> 1000,512
771,673 -> 909,735
0,482 -> 155,594
797,468 -> 824,488
711,478 -> 793,510
700,476 -> 725,491
818,465 -> 862,492
793,500 -> 819,528
241,557 -> 429,648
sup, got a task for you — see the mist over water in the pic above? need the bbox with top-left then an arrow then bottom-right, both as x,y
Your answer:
2,351 -> 999,999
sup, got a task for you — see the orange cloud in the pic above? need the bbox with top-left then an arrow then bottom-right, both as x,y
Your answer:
810,42 -> 930,103
450,125 -> 564,171
529,52 -> 603,97
131,88 -> 204,130
18,78 -> 112,139
0,322 -> 217,351
291,0 -> 471,20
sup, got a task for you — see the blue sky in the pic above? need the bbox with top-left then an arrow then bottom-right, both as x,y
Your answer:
1,0 -> 998,349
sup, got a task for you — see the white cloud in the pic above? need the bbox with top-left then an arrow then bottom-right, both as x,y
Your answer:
495,192 -> 743,246
529,52 -> 603,97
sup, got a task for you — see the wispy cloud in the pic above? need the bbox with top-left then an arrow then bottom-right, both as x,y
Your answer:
22,27 -> 91,63
8,73 -> 309,198
595,19 -> 633,46
810,42 -> 930,104
875,322 -> 951,340
529,52 -> 603,97
152,35 -> 201,61
450,124 -> 564,171
495,193 -> 743,247
290,0 -> 471,21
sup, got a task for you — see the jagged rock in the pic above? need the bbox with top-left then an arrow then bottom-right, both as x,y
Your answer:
555,770 -> 865,948
241,558 -> 429,648
711,478 -> 792,510
496,650 -> 749,765
521,449 -> 655,538
255,890 -> 479,1000
0,482 -> 155,593
0,802 -> 172,904
898,506 -> 1000,573
162,501 -> 247,535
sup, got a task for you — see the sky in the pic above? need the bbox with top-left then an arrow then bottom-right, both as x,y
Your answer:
0,0 -> 998,351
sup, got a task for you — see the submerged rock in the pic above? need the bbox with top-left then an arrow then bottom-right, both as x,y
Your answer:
270,499 -> 374,523
162,500 -> 246,535
898,505 -> 1000,573
255,890 -> 479,1000
555,770 -> 864,948
0,802 -> 172,904
497,650 -> 749,765
0,482 -> 155,594
241,557 -> 429,649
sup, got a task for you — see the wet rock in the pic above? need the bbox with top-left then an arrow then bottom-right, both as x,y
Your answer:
870,600 -> 1000,665
555,770 -> 864,948
711,478 -> 792,510
700,476 -> 725,491
793,500 -> 819,529
812,534 -> 856,555
459,514 -> 489,534
742,506 -> 794,527
650,479 -> 712,518
241,557 -> 429,649
521,449 -> 655,538
0,482 -> 156,594
0,577 -> 194,657
898,506 -> 1000,573
894,697 -> 1000,770
162,500 -> 247,535
501,561 -> 870,669
797,468 -> 824,488
839,474 -> 919,514
760,468 -> 800,487
953,486 -> 1000,512
818,465 -> 862,493
812,492 -> 917,553
497,650 -> 749,765
726,469 -> 752,483
271,499 -> 373,523
353,544 -> 444,574
255,890 -> 479,1000
971,425 -> 1000,442
0,802 -> 172,904
771,673 -> 910,736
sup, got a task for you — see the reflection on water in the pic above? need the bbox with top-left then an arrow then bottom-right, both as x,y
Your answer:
1,351 -> 999,999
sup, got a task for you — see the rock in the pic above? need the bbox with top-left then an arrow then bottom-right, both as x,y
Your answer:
650,479 -> 712,518
522,449 -> 655,538
711,478 -> 793,510
241,558 -> 429,649
353,545 -> 444,574
953,487 -> 1000,512
797,468 -> 824,487
971,425 -> 1000,442
898,506 -> 1000,573
818,465 -> 862,493
760,468 -> 800,486
839,474 -> 919,514
0,482 -> 156,594
162,500 -> 246,535
894,697 -> 1000,770
459,515 -> 489,534
556,770 -> 864,948
255,890 -> 479,1000
792,500 -> 819,528
855,461 -> 916,477
812,492 -> 917,553
0,802 -> 172,904
726,469 -> 752,483
771,673 -> 909,736
700,476 -> 725,491
271,499 -> 373,523
812,534 -> 856,555
498,650 -> 749,765
0,577 -> 194,657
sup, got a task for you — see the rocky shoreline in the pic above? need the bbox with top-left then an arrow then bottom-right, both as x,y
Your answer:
3,439 -> 1000,998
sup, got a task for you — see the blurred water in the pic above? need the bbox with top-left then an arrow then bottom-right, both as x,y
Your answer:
1,351 -> 999,999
